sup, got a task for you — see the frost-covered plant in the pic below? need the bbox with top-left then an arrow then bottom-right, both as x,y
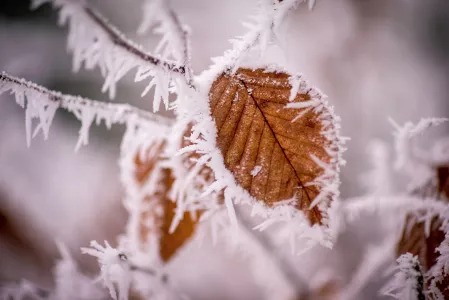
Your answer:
0,0 -> 449,300
382,253 -> 425,300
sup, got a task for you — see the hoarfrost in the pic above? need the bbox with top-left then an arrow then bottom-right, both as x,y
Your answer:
81,241 -> 131,300
381,253 -> 425,300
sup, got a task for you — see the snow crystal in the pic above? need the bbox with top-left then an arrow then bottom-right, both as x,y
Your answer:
81,241 -> 131,300
381,253 -> 425,300
0,72 -> 172,150
391,117 -> 448,193
30,0 -> 191,111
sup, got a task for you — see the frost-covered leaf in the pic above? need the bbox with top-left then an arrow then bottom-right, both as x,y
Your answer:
382,253 -> 425,300
208,68 -> 342,224
397,215 -> 445,272
395,195 -> 449,297
133,143 -> 199,262
428,231 -> 449,298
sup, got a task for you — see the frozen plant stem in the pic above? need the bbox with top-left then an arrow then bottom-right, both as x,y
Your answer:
0,72 -> 173,127
83,6 -> 195,88
234,207 -> 310,300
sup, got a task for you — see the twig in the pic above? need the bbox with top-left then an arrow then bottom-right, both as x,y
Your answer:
83,6 -> 194,88
225,0 -> 304,72
0,72 -> 174,128
138,0 -> 194,85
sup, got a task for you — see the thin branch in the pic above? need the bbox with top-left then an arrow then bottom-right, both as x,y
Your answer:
234,207 -> 310,300
224,0 -> 305,72
0,72 -> 173,128
138,0 -> 194,83
84,6 -> 190,84
33,0 -> 195,103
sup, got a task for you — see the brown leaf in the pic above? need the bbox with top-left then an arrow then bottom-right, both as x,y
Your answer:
397,165 -> 449,269
134,142 -> 198,262
397,215 -> 445,271
209,68 -> 335,224
397,215 -> 449,297
397,165 -> 449,297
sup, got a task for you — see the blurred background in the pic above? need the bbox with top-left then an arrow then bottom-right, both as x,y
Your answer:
0,0 -> 448,299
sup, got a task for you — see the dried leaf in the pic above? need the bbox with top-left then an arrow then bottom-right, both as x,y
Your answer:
397,215 -> 445,271
134,143 -> 198,262
397,165 -> 449,296
209,68 -> 336,224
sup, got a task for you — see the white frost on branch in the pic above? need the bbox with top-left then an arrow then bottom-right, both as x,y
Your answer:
427,231 -> 449,297
390,117 -> 448,192
381,253 -> 425,300
31,0 -> 192,110
0,72 -> 172,150
139,0 -> 193,83
81,241 -> 131,300
215,0 -> 314,72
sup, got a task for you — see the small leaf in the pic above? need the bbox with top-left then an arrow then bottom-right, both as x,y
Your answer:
134,143 -> 198,262
208,68 -> 338,224
397,215 -> 445,271
397,165 -> 449,297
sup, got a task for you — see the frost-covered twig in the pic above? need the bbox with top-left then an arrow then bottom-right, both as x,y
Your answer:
31,0 -> 194,109
0,72 -> 172,149
390,117 -> 448,193
220,0 -> 310,72
81,241 -> 132,300
139,0 -> 193,84
81,241 -> 174,300
381,253 -> 425,300
426,231 -> 449,297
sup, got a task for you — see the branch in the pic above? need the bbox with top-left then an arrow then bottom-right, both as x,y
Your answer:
139,0 -> 193,83
32,0 -> 194,108
0,72 -> 173,149
222,0 -> 308,72
84,7 -> 187,78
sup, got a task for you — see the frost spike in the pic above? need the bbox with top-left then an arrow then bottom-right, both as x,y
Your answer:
0,72 -> 173,148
